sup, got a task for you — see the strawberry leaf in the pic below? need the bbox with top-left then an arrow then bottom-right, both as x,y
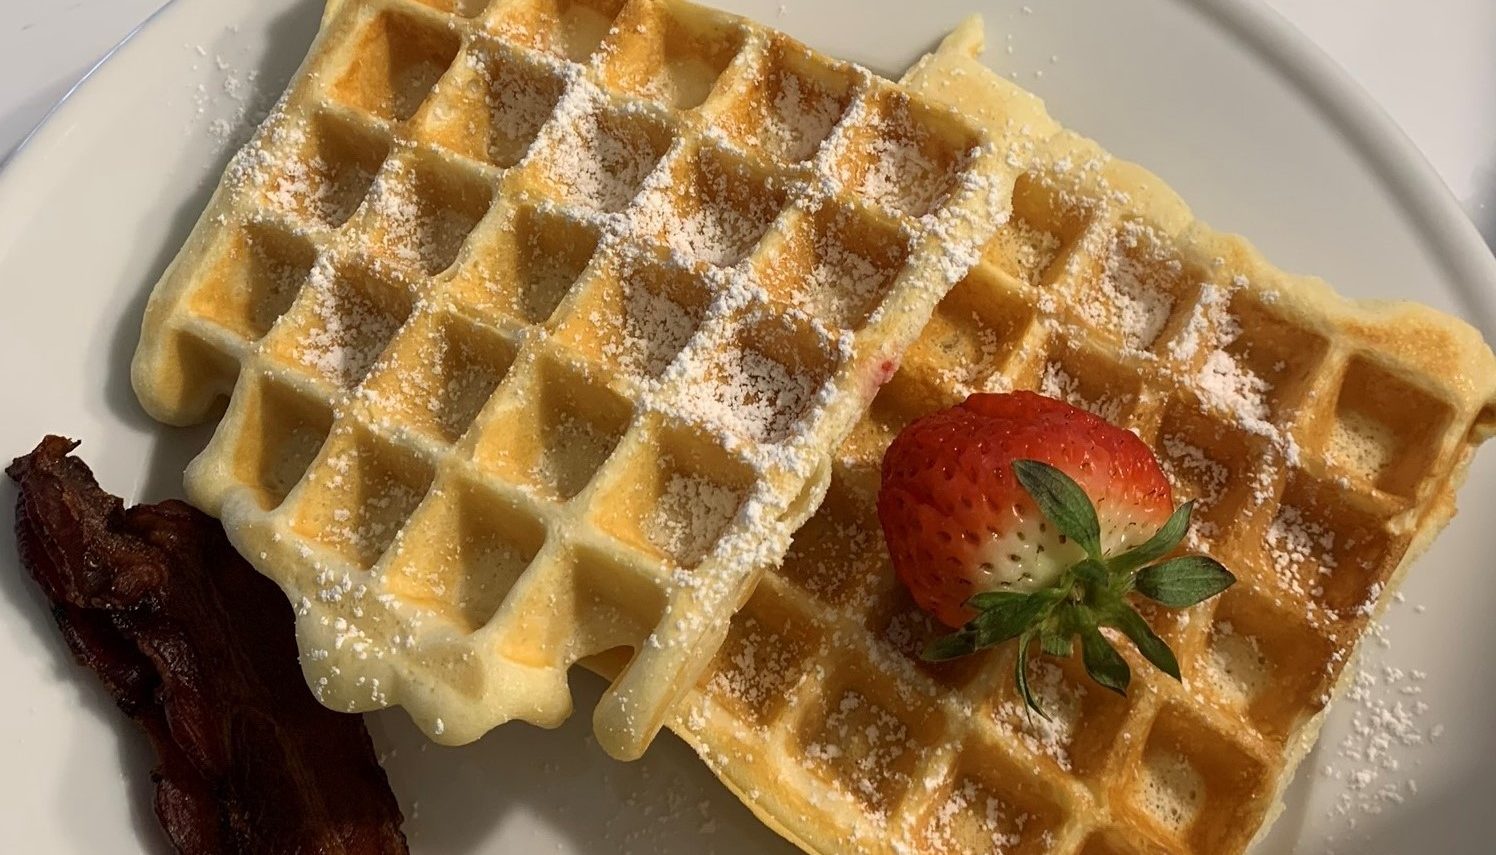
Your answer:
1109,501 -> 1194,577
1014,632 -> 1049,719
1107,605 -> 1181,681
1079,623 -> 1130,695
967,590 -> 1033,611
1012,460 -> 1102,560
1073,558 -> 1109,592
923,629 -> 980,661
1135,556 -> 1236,607
971,592 -> 1047,648
1040,629 -> 1072,658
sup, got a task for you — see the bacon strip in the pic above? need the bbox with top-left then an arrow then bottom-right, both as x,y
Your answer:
8,437 -> 408,855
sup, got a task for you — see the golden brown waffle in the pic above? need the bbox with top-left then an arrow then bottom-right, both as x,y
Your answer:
130,0 -> 1011,759
626,18 -> 1496,854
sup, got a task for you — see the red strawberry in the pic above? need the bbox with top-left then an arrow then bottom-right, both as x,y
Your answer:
877,391 -> 1233,709
879,391 -> 1172,626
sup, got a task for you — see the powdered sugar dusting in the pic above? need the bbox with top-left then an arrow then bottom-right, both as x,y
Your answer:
309,446 -> 425,568
1040,361 -> 1124,423
1320,616 -> 1441,846
758,68 -> 845,162
187,43 -> 274,148
922,778 -> 1036,853
369,167 -> 485,274
537,85 -> 668,213
1167,282 -> 1303,466
688,345 -> 819,445
783,213 -> 903,328
451,46 -> 567,167
985,217 -> 1060,284
289,262 -> 406,388
532,413 -> 618,499
356,320 -> 504,441
1159,433 -> 1228,542
993,661 -> 1083,771
676,334 -> 826,444
707,615 -> 812,723
634,152 -> 783,267
1078,233 -> 1175,350
853,132 -> 950,218
603,277 -> 702,379
805,690 -> 918,819
1266,503 -> 1337,600
1197,348 -> 1271,423
259,123 -> 378,227
230,228 -> 312,335
646,471 -> 744,567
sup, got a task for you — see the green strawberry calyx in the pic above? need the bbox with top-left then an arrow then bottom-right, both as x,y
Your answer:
921,459 -> 1236,717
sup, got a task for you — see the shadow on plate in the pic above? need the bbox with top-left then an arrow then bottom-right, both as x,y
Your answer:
371,672 -> 795,854
1474,152 -> 1496,255
98,0 -> 323,502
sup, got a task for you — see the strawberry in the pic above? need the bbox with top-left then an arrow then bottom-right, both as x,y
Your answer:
877,391 -> 1234,710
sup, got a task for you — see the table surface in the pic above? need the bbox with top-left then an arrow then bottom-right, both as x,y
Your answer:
2,0 -> 1492,255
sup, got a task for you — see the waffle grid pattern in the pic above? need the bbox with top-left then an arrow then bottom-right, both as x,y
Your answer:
131,0 -> 1010,759
635,24 -> 1496,854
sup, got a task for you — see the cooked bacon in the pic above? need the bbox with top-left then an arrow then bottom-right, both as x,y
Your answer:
8,437 -> 408,855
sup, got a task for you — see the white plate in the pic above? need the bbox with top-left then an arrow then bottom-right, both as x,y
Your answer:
1,1 -> 1492,852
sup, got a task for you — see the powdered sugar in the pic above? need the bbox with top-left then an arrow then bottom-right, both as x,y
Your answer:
604,276 -> 703,379
234,229 -> 312,335
1079,236 -> 1175,350
993,661 -> 1083,771
1266,504 -> 1337,600
986,217 -> 1061,285
675,331 -> 828,445
853,132 -> 951,218
369,167 -> 485,275
1197,349 -> 1271,423
922,778 -> 1034,853
1039,361 -> 1124,423
390,57 -> 450,121
309,447 -> 426,568
187,43 -> 274,148
646,470 -> 744,567
757,70 -> 845,163
455,47 -> 567,167
1159,433 -> 1228,541
289,262 -> 407,388
782,215 -> 903,328
536,86 -> 670,213
358,322 -> 504,441
804,690 -> 918,819
633,152 -> 783,267
1320,616 -> 1441,846
531,413 -> 619,499
706,615 -> 812,723
241,119 -> 383,228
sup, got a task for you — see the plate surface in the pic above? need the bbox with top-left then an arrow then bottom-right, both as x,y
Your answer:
0,0 -> 1492,852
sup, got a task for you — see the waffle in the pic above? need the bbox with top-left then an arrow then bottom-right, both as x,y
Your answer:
130,0 -> 1011,759
619,18 -> 1496,854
